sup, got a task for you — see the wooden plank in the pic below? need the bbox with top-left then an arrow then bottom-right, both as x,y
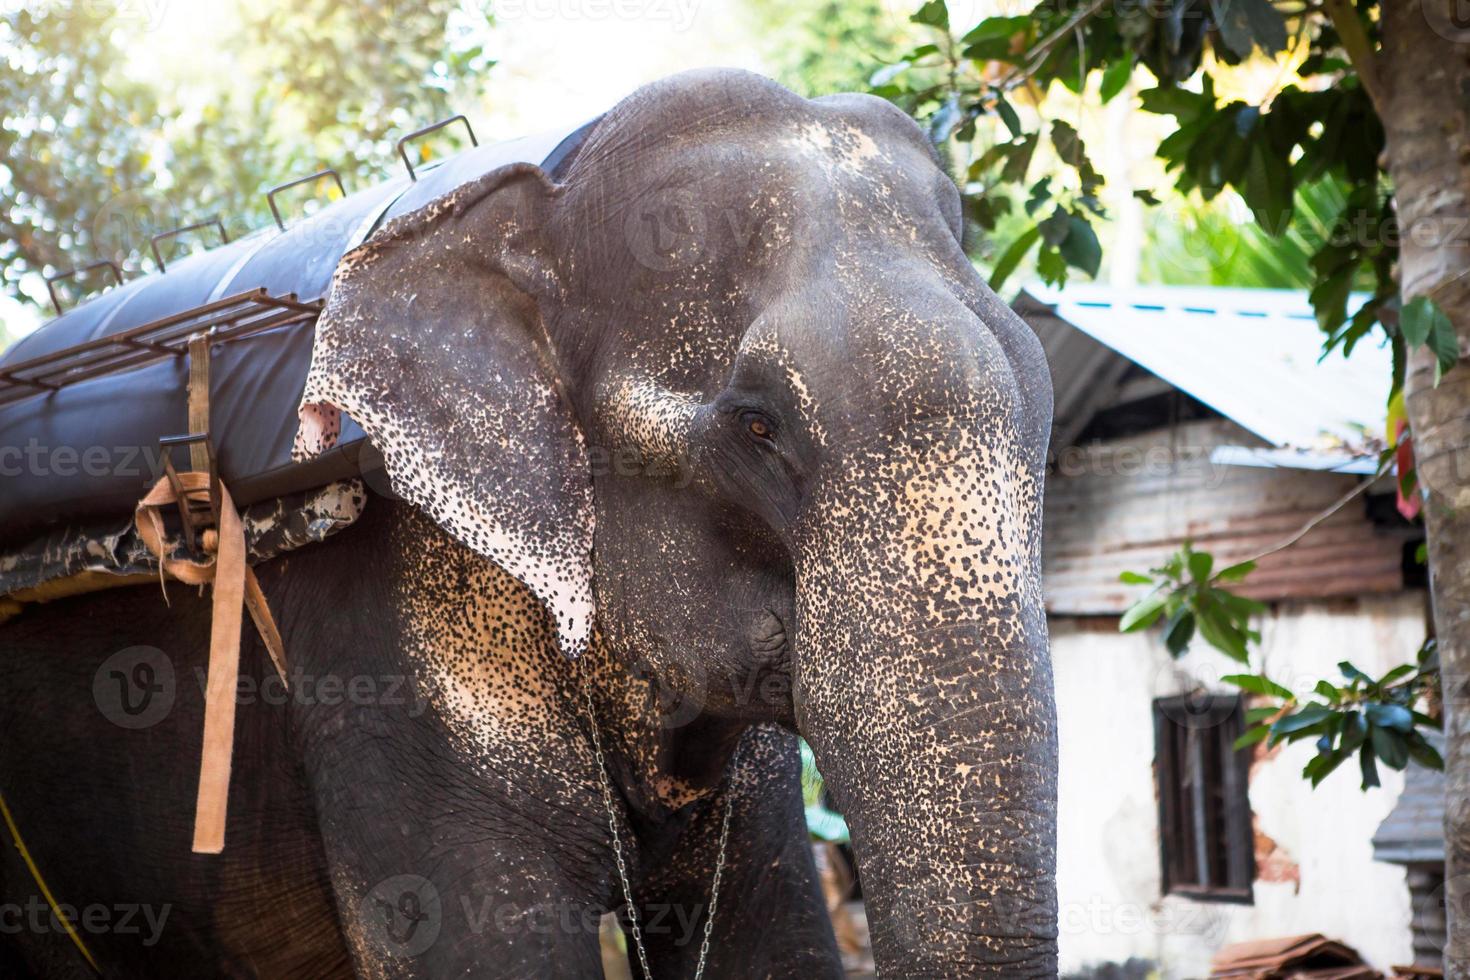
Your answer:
187,334 -> 211,472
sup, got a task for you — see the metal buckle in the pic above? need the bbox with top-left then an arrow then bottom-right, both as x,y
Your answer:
158,433 -> 220,554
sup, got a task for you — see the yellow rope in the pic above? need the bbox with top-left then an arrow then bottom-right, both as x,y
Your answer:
0,790 -> 101,973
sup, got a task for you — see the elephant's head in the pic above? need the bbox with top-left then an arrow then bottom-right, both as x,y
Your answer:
299,69 -> 1057,976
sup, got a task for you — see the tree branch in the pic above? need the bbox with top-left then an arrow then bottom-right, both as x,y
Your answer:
998,0 -> 1109,93
1323,0 -> 1385,114
1243,457 -> 1393,565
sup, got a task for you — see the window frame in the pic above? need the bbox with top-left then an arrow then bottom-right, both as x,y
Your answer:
1153,693 -> 1256,905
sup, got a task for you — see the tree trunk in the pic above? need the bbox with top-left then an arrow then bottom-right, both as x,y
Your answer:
1382,4 -> 1470,975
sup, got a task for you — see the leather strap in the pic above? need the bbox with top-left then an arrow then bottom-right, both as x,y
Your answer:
134,472 -> 287,854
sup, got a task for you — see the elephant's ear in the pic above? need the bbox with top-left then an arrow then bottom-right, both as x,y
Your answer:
296,163 -> 594,656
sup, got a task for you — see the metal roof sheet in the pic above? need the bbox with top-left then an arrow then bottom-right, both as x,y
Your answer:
1020,282 -> 1392,452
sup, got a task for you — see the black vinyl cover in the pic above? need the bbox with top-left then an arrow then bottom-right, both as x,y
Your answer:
0,118 -> 596,548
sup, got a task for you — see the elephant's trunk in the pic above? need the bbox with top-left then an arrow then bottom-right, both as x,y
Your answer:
792,432 -> 1058,977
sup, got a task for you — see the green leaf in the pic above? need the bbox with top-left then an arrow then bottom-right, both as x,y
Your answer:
1051,121 -> 1103,193
1430,311 -> 1460,382
1138,85 -> 1211,120
1370,724 -> 1410,770
1058,214 -> 1102,278
1282,720 -> 1333,744
1311,266 -> 1356,337
1119,592 -> 1168,632
1215,560 -> 1256,582
1216,590 -> 1267,619
1025,177 -> 1053,216
1376,664 -> 1416,687
1243,140 -> 1293,231
1411,709 -> 1442,730
1222,673 -> 1293,700
1196,606 -> 1250,662
1209,0 -> 1288,59
910,0 -> 948,30
1039,207 -> 1072,247
1246,706 -> 1280,724
988,225 -> 1041,294
805,803 -> 851,843
1407,733 -> 1445,771
993,93 -> 1022,140
1271,703 -> 1335,736
1187,550 -> 1214,583
1365,702 -> 1414,732
1359,743 -> 1380,789
1001,133 -> 1038,184
1306,748 -> 1349,787
1400,295 -> 1442,349
1037,246 -> 1068,284
1340,661 -> 1372,684
1119,571 -> 1154,585
960,15 -> 1026,45
1099,58 -> 1133,103
1164,608 -> 1196,657
1314,680 -> 1340,702
1234,725 -> 1270,750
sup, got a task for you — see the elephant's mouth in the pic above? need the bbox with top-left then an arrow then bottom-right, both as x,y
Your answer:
747,607 -> 791,665
745,607 -> 797,726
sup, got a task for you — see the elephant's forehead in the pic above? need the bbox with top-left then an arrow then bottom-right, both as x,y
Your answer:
737,277 -> 1014,447
786,119 -> 888,175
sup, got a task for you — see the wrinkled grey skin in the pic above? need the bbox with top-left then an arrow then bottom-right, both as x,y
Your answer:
0,68 -> 1055,978
300,66 -> 1057,976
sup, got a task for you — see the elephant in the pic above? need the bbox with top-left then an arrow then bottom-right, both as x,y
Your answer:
0,68 -> 1057,978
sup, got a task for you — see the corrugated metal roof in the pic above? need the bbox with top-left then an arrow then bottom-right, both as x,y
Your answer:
1209,445 -> 1382,475
1019,283 -> 1392,452
1372,734 -> 1445,864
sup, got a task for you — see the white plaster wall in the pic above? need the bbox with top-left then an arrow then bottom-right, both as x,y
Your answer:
1054,592 -> 1426,978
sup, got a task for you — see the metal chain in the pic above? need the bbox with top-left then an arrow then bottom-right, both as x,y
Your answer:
580,674 -> 734,980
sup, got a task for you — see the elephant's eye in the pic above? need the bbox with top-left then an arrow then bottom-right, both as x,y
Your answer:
743,411 -> 776,443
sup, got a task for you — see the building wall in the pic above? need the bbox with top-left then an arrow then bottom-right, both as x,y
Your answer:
1053,592 -> 1426,977
1043,420 -> 1411,615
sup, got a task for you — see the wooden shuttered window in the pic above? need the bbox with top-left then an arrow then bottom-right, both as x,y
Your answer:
1153,694 -> 1255,903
